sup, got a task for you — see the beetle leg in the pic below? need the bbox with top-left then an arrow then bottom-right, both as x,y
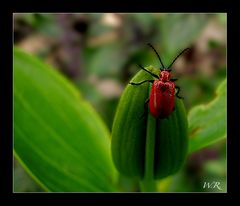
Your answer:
170,78 -> 178,82
140,98 -> 150,119
175,86 -> 184,99
137,64 -> 159,79
129,80 -> 154,85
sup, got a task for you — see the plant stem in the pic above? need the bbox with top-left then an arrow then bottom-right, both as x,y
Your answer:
139,114 -> 157,192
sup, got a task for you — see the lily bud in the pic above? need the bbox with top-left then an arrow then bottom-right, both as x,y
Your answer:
111,66 -> 188,179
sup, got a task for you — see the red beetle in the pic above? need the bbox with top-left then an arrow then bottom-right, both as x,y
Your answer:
130,43 -> 189,119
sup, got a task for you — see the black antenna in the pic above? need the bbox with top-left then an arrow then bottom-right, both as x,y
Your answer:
167,48 -> 190,70
147,43 -> 165,70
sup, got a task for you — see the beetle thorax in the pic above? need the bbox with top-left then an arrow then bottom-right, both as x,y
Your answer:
160,70 -> 171,82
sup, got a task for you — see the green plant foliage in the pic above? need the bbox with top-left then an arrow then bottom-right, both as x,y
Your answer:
129,13 -> 156,34
188,79 -> 226,153
16,14 -> 61,37
155,98 -> 188,179
14,48 -> 118,192
13,13 -> 227,193
160,13 -> 208,61
111,66 -> 188,183
14,158 -> 43,192
111,68 -> 152,177
87,43 -> 127,77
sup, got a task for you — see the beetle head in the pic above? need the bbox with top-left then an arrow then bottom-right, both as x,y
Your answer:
160,70 -> 171,82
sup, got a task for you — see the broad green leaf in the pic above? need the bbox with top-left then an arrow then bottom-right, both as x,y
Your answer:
188,79 -> 226,153
14,47 -> 118,192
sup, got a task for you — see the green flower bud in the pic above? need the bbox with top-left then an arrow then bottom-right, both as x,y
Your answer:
111,66 -> 188,179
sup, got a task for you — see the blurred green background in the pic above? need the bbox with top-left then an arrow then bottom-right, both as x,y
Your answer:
13,13 -> 226,192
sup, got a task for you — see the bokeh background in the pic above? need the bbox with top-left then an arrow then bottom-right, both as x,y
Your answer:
14,13 -> 226,192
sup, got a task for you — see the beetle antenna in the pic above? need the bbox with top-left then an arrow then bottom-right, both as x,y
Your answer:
147,43 -> 165,70
167,48 -> 190,70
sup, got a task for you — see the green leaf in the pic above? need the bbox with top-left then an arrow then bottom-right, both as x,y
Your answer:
188,79 -> 226,153
14,47 -> 118,192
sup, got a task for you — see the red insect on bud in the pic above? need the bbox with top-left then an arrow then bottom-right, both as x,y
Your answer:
130,43 -> 190,119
